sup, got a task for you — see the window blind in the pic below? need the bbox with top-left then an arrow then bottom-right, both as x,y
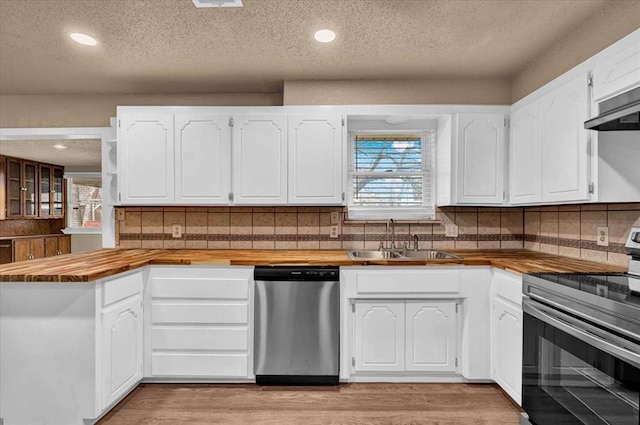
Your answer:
348,132 -> 435,220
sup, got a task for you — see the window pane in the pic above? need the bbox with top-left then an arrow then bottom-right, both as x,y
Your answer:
70,177 -> 102,228
352,175 -> 423,206
354,137 -> 423,173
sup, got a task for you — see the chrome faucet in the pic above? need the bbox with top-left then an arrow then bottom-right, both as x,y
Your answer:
413,234 -> 419,251
380,218 -> 398,251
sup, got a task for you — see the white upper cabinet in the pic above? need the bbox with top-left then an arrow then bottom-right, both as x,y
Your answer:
174,114 -> 231,204
232,115 -> 288,205
118,113 -> 174,204
510,104 -> 542,204
592,39 -> 640,101
456,113 -> 506,204
540,73 -> 590,203
288,114 -> 344,205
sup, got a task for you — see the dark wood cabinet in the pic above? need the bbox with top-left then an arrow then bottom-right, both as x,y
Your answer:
6,157 -> 39,218
39,165 -> 65,218
2,235 -> 71,264
44,235 -> 71,257
13,237 -> 45,262
3,156 -> 64,219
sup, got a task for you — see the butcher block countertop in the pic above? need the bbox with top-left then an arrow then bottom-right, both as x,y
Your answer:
0,249 -> 627,282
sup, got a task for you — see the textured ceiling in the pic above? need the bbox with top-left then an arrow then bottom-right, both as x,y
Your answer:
0,139 -> 102,169
0,0 -> 620,95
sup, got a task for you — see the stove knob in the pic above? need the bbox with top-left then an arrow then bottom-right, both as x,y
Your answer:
632,232 -> 640,243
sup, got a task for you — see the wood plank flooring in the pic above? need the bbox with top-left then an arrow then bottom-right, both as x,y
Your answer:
98,383 -> 523,425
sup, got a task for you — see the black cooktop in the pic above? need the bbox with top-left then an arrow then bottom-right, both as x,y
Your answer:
527,273 -> 640,306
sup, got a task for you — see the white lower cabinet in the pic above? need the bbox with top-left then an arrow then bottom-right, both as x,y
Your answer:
147,266 -> 253,379
491,269 -> 523,405
353,300 -> 458,374
101,292 -> 143,408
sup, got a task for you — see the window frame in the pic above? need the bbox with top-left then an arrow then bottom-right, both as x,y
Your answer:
347,130 -> 436,221
62,171 -> 103,235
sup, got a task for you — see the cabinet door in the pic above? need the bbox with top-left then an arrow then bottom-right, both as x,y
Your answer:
232,115 -> 287,204
405,301 -> 457,372
118,114 -> 174,204
354,301 -> 405,372
492,297 -> 522,405
101,294 -> 143,408
540,74 -> 590,203
39,165 -> 52,217
510,104 -> 542,204
22,161 -> 38,217
592,40 -> 640,101
44,236 -> 58,257
288,114 -> 343,204
30,237 -> 45,260
6,158 -> 22,217
52,166 -> 64,217
58,235 -> 71,255
13,239 -> 30,262
456,114 -> 506,204
175,114 -> 231,204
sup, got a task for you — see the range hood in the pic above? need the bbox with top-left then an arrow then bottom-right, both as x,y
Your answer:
585,86 -> 640,131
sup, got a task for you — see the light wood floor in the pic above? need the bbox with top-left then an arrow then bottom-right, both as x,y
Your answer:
98,383 -> 522,425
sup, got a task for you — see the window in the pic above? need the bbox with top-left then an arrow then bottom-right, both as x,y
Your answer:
64,172 -> 102,233
348,131 -> 436,220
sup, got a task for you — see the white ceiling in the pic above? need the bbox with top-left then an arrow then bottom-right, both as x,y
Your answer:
0,0 -> 621,95
0,139 -> 102,170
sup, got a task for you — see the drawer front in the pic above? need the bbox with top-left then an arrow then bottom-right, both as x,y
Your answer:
492,270 -> 522,306
152,327 -> 249,351
152,303 -> 248,325
103,272 -> 143,307
356,271 -> 461,294
152,353 -> 249,377
151,277 -> 249,299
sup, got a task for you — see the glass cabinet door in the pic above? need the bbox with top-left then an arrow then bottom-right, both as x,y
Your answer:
52,167 -> 64,217
23,161 -> 38,217
6,158 -> 22,216
39,165 -> 51,216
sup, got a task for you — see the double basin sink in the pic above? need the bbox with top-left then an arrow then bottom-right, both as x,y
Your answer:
346,249 -> 462,261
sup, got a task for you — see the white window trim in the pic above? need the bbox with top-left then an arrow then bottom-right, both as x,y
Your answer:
63,171 -> 103,234
347,130 -> 436,221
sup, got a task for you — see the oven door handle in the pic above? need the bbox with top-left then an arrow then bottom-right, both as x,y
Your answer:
523,299 -> 640,368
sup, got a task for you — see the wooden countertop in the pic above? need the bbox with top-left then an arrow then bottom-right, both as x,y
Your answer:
0,249 -> 627,282
0,233 -> 68,241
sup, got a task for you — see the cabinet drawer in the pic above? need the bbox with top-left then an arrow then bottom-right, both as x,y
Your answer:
152,353 -> 249,377
103,272 -> 143,307
492,270 -> 522,306
151,277 -> 249,299
152,327 -> 248,351
152,302 -> 248,325
356,271 -> 461,294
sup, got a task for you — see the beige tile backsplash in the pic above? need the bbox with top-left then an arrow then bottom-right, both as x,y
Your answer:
115,203 -> 640,267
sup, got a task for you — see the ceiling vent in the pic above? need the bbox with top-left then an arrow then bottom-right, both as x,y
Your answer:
192,0 -> 243,7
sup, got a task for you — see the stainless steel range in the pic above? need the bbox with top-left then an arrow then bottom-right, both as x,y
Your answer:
521,227 -> 640,425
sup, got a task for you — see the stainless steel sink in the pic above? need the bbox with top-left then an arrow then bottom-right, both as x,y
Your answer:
346,250 -> 404,259
346,250 -> 462,260
398,250 -> 462,260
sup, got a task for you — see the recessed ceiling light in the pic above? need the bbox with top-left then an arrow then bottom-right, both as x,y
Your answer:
314,29 -> 336,43
192,0 -> 243,7
53,144 -> 68,150
69,33 -> 98,46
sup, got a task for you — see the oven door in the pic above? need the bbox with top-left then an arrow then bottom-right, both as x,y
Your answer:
523,299 -> 640,425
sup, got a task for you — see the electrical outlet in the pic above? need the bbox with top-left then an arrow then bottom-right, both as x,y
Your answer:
116,209 -> 125,221
597,226 -> 609,247
330,225 -> 339,239
330,212 -> 341,225
172,224 -> 182,239
445,224 -> 459,238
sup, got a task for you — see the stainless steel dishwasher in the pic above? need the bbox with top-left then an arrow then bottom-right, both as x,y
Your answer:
254,266 -> 340,385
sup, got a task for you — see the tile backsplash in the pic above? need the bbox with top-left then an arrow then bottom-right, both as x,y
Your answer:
115,203 -> 640,267
523,203 -> 640,267
115,206 -> 524,251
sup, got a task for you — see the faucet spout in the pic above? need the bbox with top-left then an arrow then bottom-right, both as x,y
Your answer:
389,218 -> 396,250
